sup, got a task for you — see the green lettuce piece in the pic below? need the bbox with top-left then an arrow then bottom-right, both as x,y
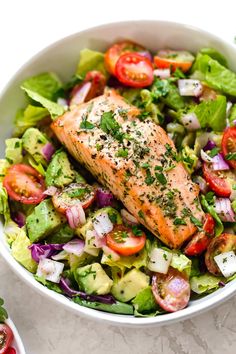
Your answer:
27,156 -> 46,176
34,275 -> 63,294
181,146 -> 198,174
228,104 -> 236,125
14,105 -> 49,136
199,48 -> 228,67
191,95 -> 226,131
201,195 -> 223,236
11,226 -> 37,273
192,53 -> 236,96
0,183 -> 10,223
171,252 -> 192,277
132,286 -> 161,317
76,49 -> 108,77
161,82 -> 185,111
190,273 -> 222,294
5,138 -> 23,164
0,160 -> 9,181
21,72 -> 62,101
232,200 -> 236,213
21,88 -> 65,118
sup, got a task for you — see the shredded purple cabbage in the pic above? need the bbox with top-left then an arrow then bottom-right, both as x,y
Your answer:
59,277 -> 116,304
96,187 -> 114,208
12,212 -> 25,228
203,140 -> 216,151
29,243 -> 64,263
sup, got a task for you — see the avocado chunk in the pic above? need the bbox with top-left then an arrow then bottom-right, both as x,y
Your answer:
77,207 -> 122,256
74,263 -> 113,295
111,269 -> 150,302
45,150 -> 75,188
26,199 -> 66,242
46,224 -> 74,244
5,138 -> 23,164
22,128 -> 52,167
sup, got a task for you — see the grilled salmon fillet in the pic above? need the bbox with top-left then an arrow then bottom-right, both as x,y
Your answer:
52,90 -> 204,248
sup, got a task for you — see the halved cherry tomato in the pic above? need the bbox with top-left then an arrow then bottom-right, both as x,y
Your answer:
115,53 -> 153,88
105,40 -> 145,75
106,224 -> 146,256
184,214 -> 215,256
52,183 -> 95,214
154,50 -> 194,73
3,164 -> 45,205
152,268 -> 190,312
70,70 -> 106,106
202,162 -> 231,197
222,126 -> 236,169
5,348 -> 16,354
0,323 -> 13,354
205,233 -> 236,275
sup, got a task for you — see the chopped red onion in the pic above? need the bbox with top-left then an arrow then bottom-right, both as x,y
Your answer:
200,149 -> 213,162
70,82 -> 92,106
92,230 -> 106,248
194,176 -> 208,194
218,281 -> 225,287
66,204 -> 86,229
120,209 -> 139,226
212,153 -> 230,171
181,112 -> 201,131
63,239 -> 85,256
178,80 -> 203,97
93,212 -> 113,238
43,186 -> 58,196
226,102 -> 233,117
214,198 -> 235,222
57,97 -> 68,107
96,187 -> 114,207
153,68 -> 170,79
12,212 -> 25,228
138,51 -> 153,62
203,140 -> 216,151
42,142 -> 55,162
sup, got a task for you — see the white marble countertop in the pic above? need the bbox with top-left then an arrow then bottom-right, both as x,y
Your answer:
1,1 -> 236,353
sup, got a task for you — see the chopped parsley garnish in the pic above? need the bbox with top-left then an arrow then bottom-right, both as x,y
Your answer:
208,147 -> 220,157
80,120 -> 95,130
151,78 -> 170,99
174,217 -> 187,226
190,216 -> 203,228
67,187 -> 90,198
132,226 -> 143,237
108,212 -> 117,224
100,111 -> 124,142
164,143 -> 177,160
137,111 -> 150,121
113,230 -> 128,243
141,162 -> 150,169
95,143 -> 102,151
205,191 -> 215,205
225,152 -> 236,160
155,172 -> 167,185
138,210 -> 145,220
116,148 -> 128,158
163,253 -> 168,261
145,169 -> 155,185
14,141 -> 20,148
154,165 -> 163,171
173,68 -> 186,79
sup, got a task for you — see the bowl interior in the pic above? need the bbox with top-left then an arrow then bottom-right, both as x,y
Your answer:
0,20 -> 236,326
6,318 -> 26,354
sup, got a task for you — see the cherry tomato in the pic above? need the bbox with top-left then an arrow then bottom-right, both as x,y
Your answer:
154,50 -> 194,72
3,164 -> 45,205
5,348 -> 16,354
70,71 -> 106,106
205,233 -> 236,275
222,126 -> 236,169
115,53 -> 154,88
152,268 -> 190,312
0,323 -> 13,354
52,183 -> 95,214
184,214 -> 215,256
105,40 -> 145,75
202,162 -> 231,197
106,224 -> 146,256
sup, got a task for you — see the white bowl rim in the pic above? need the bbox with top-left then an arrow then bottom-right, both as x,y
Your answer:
0,20 -> 236,327
5,318 -> 26,354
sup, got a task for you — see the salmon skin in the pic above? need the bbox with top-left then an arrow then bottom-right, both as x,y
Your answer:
52,90 -> 204,248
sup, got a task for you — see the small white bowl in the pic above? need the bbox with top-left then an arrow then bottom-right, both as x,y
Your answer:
0,20 -> 236,327
5,318 -> 26,354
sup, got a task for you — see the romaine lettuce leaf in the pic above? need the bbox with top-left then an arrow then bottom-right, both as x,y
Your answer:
0,160 -> 9,181
171,252 -> 192,277
11,225 -> 37,273
14,105 -> 49,136
192,53 -> 236,96
201,195 -> 223,236
191,95 -> 226,131
34,275 -> 63,293
190,273 -> 222,294
132,286 -> 161,317
199,48 -> 228,67
21,72 -> 62,101
76,49 -> 108,77
228,104 -> 236,125
5,138 -> 23,164
0,183 -> 10,223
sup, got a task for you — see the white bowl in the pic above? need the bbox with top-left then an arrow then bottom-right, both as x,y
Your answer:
0,20 -> 236,327
5,318 -> 26,354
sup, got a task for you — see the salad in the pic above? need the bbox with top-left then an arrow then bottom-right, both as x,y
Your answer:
0,298 -> 16,353
0,40 -> 235,317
